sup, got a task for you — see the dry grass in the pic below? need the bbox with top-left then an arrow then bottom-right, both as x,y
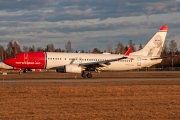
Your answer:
0,77 -> 180,120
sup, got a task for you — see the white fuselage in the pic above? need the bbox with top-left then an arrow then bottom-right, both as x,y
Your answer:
45,52 -> 162,71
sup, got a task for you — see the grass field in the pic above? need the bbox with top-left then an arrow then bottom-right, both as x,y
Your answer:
0,72 -> 180,119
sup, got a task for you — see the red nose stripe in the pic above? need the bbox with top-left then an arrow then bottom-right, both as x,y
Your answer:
4,52 -> 46,69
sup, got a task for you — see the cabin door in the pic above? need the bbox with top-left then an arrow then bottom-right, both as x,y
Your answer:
24,53 -> 29,64
137,57 -> 141,66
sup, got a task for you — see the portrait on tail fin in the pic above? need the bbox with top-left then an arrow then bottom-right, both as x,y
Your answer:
147,35 -> 163,57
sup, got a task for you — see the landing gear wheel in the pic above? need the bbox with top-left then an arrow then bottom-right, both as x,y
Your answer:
23,69 -> 27,73
87,73 -> 92,78
82,72 -> 87,78
19,71 -> 22,75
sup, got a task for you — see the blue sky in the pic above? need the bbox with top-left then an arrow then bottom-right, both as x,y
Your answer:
0,0 -> 180,52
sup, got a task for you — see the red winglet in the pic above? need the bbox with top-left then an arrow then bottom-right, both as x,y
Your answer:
125,46 -> 133,56
159,26 -> 168,31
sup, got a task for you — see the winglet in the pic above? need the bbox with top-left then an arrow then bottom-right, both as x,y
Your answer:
125,46 -> 133,56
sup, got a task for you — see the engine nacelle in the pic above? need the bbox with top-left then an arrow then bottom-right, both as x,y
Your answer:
64,64 -> 82,73
31,69 -> 41,72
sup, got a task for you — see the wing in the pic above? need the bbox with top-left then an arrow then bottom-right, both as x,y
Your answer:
79,46 -> 133,68
79,56 -> 128,67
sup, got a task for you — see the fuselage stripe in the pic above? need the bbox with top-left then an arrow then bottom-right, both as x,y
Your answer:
44,52 -> 47,69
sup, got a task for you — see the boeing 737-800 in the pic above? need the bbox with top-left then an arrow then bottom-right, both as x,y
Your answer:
4,26 -> 168,78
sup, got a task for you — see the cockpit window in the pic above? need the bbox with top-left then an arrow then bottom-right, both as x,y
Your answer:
12,56 -> 18,58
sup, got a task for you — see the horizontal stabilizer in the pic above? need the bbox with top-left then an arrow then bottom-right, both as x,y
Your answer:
150,56 -> 168,60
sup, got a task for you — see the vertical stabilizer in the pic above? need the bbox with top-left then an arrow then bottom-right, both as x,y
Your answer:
131,26 -> 168,58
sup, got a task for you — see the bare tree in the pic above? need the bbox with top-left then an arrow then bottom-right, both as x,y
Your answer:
169,40 -> 178,70
92,48 -> 101,53
23,46 -> 29,52
129,40 -> 136,52
65,41 -> 72,52
54,48 -> 61,52
138,43 -> 143,50
6,42 -> 13,58
0,45 -> 5,60
13,41 -> 21,54
162,43 -> 168,55
29,45 -> 36,52
6,40 -> 21,58
169,40 -> 178,56
37,47 -> 44,52
124,46 -> 128,52
115,42 -> 124,54
46,43 -> 55,52
107,45 -> 114,53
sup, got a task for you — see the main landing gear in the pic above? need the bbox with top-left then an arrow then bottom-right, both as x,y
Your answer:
19,69 -> 27,75
81,71 -> 92,78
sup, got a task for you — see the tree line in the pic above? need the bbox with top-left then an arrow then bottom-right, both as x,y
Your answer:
0,39 -> 179,68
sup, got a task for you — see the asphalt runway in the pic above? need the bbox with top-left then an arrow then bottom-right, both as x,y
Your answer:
0,71 -> 180,87
1,71 -> 180,79
0,78 -> 180,88
1,77 -> 180,82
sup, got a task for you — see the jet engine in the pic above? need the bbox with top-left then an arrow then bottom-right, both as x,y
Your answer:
64,64 -> 82,73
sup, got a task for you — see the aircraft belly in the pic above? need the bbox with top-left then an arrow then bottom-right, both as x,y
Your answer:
103,62 -> 135,71
46,61 -> 64,69
46,59 -> 71,69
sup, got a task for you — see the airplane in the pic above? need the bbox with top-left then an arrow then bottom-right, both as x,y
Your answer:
2,46 -> 132,75
3,26 -> 168,78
